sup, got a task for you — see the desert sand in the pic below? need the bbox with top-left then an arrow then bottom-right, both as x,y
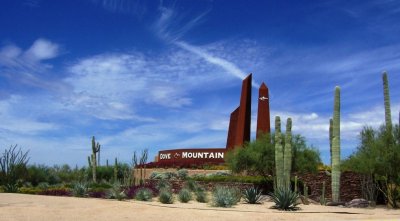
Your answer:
0,193 -> 399,221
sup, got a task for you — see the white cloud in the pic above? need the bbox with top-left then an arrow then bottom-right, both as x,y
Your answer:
24,38 -> 60,61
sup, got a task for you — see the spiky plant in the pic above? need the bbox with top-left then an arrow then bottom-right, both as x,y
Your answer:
242,186 -> 262,204
212,186 -> 240,208
107,182 -> 126,201
329,118 -> 333,168
270,187 -> 300,211
156,179 -> 171,191
89,136 -> 101,183
195,188 -> 208,203
135,188 -> 153,201
72,182 -> 88,197
178,188 -> 192,203
331,86 -> 341,202
159,189 -> 174,204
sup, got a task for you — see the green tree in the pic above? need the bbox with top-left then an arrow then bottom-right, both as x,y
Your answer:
226,133 -> 321,177
342,124 -> 400,208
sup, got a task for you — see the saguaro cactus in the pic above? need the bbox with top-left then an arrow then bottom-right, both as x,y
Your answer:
382,72 -> 392,131
90,136 -> 101,183
331,86 -> 341,202
329,118 -> 333,168
275,116 -> 293,190
283,118 -> 292,189
274,116 -> 283,189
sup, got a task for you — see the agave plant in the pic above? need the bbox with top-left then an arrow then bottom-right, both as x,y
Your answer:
135,187 -> 153,201
72,182 -> 88,197
212,186 -> 240,208
270,187 -> 300,211
243,186 -> 262,204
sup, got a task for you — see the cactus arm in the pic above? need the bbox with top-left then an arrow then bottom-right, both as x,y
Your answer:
283,118 -> 292,189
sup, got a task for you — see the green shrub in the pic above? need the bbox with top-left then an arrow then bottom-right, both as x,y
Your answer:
270,187 -> 300,211
212,186 -> 240,207
243,186 -> 262,204
177,169 -> 189,180
149,172 -> 164,180
18,187 -> 41,195
178,188 -> 192,203
135,188 -> 153,201
184,179 -> 198,192
37,182 -> 50,190
156,179 -> 171,191
107,183 -> 126,201
159,189 -> 174,204
195,189 -> 208,203
72,182 -> 88,197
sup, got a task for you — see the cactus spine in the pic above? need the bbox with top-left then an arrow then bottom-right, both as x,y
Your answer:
274,116 -> 284,189
383,72 -> 392,131
283,118 -> 292,189
90,136 -> 101,183
274,116 -> 293,190
331,86 -> 341,202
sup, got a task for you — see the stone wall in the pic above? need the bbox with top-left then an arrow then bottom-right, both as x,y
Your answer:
296,171 -> 363,202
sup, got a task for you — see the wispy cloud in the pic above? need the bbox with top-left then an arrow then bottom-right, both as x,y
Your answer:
152,5 -> 258,86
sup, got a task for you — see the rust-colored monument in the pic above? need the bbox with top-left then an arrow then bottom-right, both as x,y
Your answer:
256,82 -> 271,138
226,74 -> 252,150
148,73 -> 271,168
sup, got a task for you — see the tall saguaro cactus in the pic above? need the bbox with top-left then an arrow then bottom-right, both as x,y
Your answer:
274,116 -> 283,189
90,136 -> 101,183
274,116 -> 293,190
283,118 -> 292,189
382,72 -> 392,131
331,86 -> 341,202
329,118 -> 333,168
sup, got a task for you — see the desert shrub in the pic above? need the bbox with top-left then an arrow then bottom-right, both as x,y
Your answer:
226,133 -> 321,177
88,188 -> 107,198
243,186 -> 262,204
0,145 -> 29,192
135,187 -> 153,201
178,188 -> 192,203
270,187 -> 300,211
88,181 -> 112,189
156,179 -> 171,191
195,189 -> 208,203
37,182 -> 50,190
159,189 -> 174,204
125,184 -> 158,199
107,183 -> 126,201
72,182 -> 88,197
149,171 -> 164,180
184,179 -> 198,192
212,186 -> 240,207
39,187 -> 71,196
177,169 -> 189,180
18,187 -> 41,195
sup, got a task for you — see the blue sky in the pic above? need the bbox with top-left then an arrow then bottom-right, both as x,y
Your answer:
0,0 -> 399,166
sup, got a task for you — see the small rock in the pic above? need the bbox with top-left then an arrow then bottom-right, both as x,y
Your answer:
345,198 -> 369,208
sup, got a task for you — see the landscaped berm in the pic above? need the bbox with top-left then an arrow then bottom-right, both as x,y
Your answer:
1,193 -> 399,221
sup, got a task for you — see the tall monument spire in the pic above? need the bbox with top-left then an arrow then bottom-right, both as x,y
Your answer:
256,82 -> 270,138
226,74 -> 252,149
